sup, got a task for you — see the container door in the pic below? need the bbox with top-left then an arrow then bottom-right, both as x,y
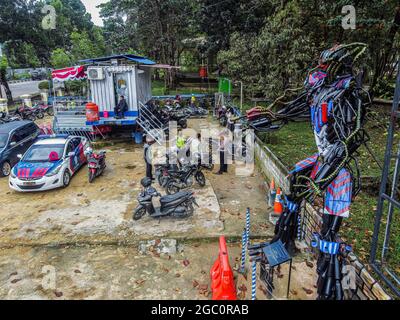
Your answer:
114,73 -> 129,108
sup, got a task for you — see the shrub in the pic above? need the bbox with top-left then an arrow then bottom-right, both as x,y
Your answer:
38,81 -> 50,90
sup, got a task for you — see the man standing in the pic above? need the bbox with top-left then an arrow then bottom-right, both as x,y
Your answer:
115,95 -> 128,119
144,135 -> 155,180
190,133 -> 202,166
215,134 -> 228,175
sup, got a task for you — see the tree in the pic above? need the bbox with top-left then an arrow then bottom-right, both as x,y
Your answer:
70,29 -> 106,61
216,0 -> 400,99
100,0 -> 198,89
0,0 -> 104,66
50,48 -> 72,68
0,56 -> 13,103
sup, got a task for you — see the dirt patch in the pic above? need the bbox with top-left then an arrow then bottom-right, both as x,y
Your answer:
0,242 -> 317,300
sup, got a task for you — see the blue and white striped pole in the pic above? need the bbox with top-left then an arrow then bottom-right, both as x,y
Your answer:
239,229 -> 247,274
251,260 -> 257,300
245,208 -> 250,247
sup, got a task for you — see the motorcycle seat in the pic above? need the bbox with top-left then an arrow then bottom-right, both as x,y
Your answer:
160,191 -> 191,204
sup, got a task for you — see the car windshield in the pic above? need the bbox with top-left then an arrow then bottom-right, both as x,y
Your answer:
23,144 -> 65,163
0,134 -> 8,148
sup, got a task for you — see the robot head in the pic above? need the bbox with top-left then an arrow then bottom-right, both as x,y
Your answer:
307,43 -> 367,86
319,43 -> 366,74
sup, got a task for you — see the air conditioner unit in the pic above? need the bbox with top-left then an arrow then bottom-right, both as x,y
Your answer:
87,67 -> 105,80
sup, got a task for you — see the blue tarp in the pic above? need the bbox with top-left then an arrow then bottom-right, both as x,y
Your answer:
80,54 -> 156,65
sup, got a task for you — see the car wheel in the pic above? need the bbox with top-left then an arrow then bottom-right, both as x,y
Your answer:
0,161 -> 11,177
62,170 -> 71,187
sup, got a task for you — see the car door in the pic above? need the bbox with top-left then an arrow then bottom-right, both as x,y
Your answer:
8,131 -> 24,167
65,140 -> 79,173
71,137 -> 87,167
24,123 -> 40,151
17,126 -> 31,155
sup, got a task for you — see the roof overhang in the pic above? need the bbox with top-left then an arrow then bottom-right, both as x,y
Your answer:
80,54 -> 156,65
139,64 -> 181,70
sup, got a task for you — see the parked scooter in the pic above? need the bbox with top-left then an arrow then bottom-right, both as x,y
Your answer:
133,177 -> 198,220
85,147 -> 106,183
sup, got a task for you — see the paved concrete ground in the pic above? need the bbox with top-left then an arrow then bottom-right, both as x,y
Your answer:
0,117 -> 318,300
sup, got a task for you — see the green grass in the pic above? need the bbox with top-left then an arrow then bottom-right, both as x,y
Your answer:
152,80 -> 216,96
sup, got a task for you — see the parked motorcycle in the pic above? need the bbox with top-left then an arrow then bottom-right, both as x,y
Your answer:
85,148 -> 106,183
165,164 -> 206,195
155,154 -> 179,188
14,105 -> 37,121
186,105 -> 208,118
169,111 -> 189,129
133,177 -> 198,220
0,112 -> 21,124
32,102 -> 54,116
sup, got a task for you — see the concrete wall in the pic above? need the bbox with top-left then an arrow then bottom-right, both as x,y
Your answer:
255,136 -> 290,193
254,138 -> 392,300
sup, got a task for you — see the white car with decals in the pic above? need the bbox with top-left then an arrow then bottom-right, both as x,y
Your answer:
9,135 -> 90,192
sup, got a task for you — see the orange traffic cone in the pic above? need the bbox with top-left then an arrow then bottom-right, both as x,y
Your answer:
210,236 -> 237,300
273,188 -> 283,216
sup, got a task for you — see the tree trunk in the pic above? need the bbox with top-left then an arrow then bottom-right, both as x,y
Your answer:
0,71 -> 13,104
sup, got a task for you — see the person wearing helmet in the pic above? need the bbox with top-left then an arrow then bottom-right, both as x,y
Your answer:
176,129 -> 186,150
190,95 -> 196,107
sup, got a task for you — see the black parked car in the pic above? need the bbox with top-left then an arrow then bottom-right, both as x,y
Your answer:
0,121 -> 40,177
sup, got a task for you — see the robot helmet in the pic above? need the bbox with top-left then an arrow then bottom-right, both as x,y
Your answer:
319,43 -> 367,66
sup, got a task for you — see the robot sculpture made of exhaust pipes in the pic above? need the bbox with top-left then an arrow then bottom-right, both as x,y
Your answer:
243,43 -> 371,300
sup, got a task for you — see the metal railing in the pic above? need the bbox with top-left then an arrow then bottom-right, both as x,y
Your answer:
369,63 -> 400,298
137,101 -> 167,145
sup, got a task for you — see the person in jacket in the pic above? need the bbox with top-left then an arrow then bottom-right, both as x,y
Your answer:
144,135 -> 155,180
115,95 -> 128,119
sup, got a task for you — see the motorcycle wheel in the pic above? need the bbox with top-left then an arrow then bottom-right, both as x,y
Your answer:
166,180 -> 180,195
195,171 -> 206,187
27,114 -> 36,122
205,163 -> 214,171
219,116 -> 227,127
185,201 -> 194,217
133,207 -> 146,220
157,173 -> 165,186
36,111 -> 45,119
159,175 -> 169,187
179,120 -> 187,129
89,170 -> 96,183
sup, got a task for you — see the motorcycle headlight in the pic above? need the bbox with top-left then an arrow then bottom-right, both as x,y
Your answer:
45,164 -> 63,177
